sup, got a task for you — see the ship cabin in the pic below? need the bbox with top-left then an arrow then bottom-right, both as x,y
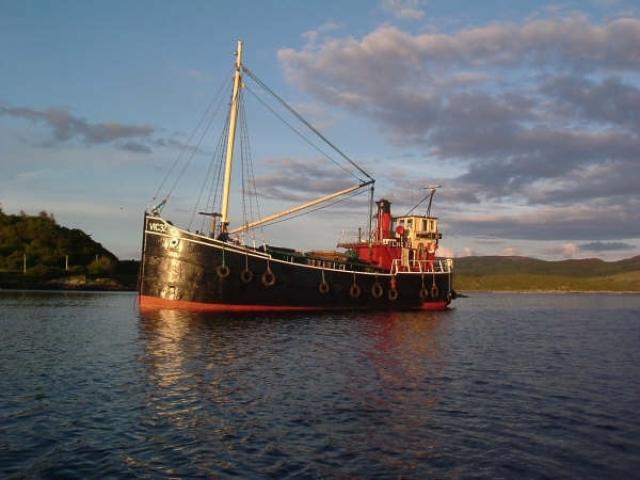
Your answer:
394,215 -> 442,254
339,199 -> 445,273
391,214 -> 442,272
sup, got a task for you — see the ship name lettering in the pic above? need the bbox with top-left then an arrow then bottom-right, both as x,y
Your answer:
149,222 -> 167,233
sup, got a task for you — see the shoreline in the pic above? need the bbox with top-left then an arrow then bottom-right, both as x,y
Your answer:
458,289 -> 640,294
0,284 -> 136,292
1,286 -> 637,295
0,276 -> 137,292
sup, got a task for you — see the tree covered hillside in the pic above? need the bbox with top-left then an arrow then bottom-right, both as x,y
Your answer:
0,208 -> 117,274
454,255 -> 640,291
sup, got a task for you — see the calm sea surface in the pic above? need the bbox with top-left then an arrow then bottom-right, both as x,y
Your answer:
1,291 -> 639,479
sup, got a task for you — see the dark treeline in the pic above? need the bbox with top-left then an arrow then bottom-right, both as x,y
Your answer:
0,208 -> 122,276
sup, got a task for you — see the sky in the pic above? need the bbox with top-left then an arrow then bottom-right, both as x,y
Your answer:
1,0 -> 640,261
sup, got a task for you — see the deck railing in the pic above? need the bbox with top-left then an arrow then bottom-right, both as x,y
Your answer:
390,258 -> 454,275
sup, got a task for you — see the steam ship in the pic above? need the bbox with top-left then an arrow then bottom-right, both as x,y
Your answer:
139,41 -> 455,311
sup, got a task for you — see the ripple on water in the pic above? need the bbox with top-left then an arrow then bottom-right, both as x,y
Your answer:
1,291 -> 639,478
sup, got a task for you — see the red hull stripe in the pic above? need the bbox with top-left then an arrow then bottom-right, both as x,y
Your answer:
421,301 -> 448,311
139,295 -> 449,312
141,295 -> 328,312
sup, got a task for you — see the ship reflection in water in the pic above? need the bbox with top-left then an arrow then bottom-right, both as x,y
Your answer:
137,307 -> 452,475
3,292 -> 637,477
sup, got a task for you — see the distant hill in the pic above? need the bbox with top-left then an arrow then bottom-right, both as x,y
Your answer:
0,209 -> 117,273
0,209 -> 139,290
454,255 -> 640,292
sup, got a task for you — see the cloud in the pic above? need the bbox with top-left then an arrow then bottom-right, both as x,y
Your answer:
563,243 -> 579,258
118,141 -> 152,153
449,202 -> 640,241
382,0 -> 425,20
290,102 -> 338,130
152,137 -> 200,152
579,241 -> 636,252
277,18 -> 640,197
523,158 -> 640,205
255,157 -> 361,202
302,22 -> 339,45
542,75 -> 640,131
278,16 -> 640,148
0,104 -> 153,147
0,103 -> 210,156
542,242 -> 580,258
278,15 -> 640,246
500,246 -> 522,256
279,17 -> 640,92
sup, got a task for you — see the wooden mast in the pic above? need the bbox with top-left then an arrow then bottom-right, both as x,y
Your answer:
218,40 -> 375,239
219,40 -> 243,236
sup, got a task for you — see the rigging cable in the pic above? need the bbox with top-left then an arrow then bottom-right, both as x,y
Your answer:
240,97 -> 249,228
189,111 -> 230,231
209,117 -> 232,214
151,67 -> 233,205
239,97 -> 265,246
165,83 -> 230,205
198,112 -> 231,234
244,84 -> 358,182
404,191 -> 431,217
243,66 -> 374,183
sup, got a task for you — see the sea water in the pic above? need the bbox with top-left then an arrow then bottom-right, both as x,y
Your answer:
1,291 -> 639,478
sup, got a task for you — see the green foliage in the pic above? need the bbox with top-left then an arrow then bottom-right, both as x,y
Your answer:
25,264 -> 64,277
87,256 -> 115,276
115,259 -> 140,275
0,210 -> 118,272
455,255 -> 640,277
454,256 -> 640,291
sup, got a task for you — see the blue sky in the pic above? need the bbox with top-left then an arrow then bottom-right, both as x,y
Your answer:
2,0 -> 639,260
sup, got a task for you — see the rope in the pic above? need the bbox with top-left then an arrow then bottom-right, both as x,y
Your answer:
404,191 -> 431,217
199,117 -> 231,234
189,111 -> 230,231
244,84 -> 357,181
243,66 -> 374,183
240,98 -> 249,227
242,109 -> 265,245
208,119 -> 231,220
166,98 -> 224,207
152,68 -> 233,204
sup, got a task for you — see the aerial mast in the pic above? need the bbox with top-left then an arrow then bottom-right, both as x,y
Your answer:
426,184 -> 440,217
219,40 -> 243,237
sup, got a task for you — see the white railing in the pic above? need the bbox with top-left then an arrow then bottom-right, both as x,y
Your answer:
390,257 -> 454,275
337,228 -> 373,245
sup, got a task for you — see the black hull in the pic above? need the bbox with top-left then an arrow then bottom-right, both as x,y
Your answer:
139,216 -> 454,311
